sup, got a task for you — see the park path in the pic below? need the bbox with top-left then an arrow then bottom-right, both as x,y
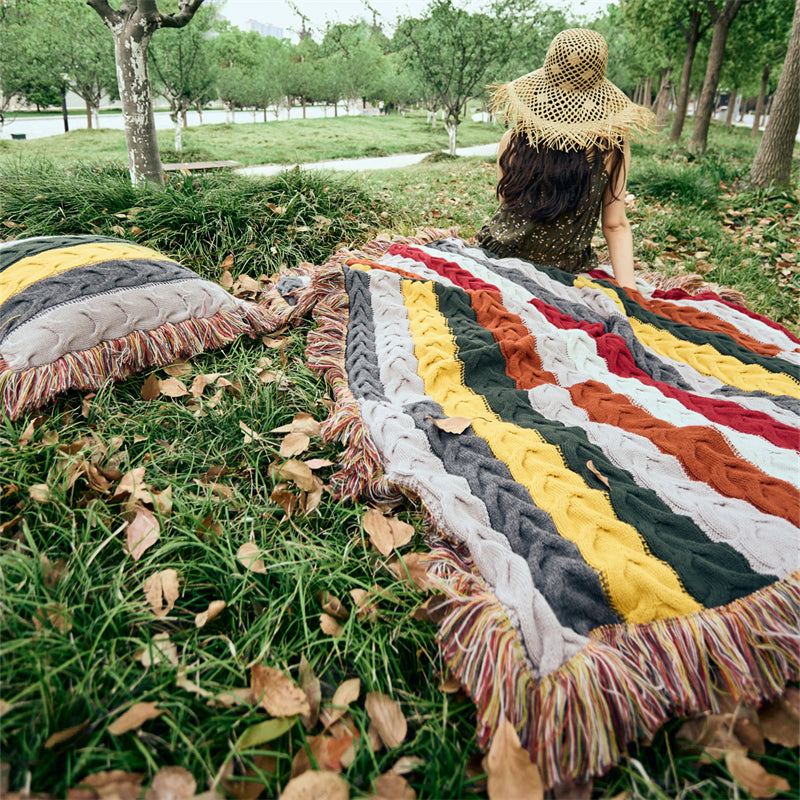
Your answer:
235,142 -> 501,176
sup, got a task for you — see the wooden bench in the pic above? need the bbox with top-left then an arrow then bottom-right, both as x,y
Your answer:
162,160 -> 240,173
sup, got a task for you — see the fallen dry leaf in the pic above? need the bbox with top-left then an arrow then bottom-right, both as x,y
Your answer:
279,460 -> 315,492
32,603 -> 72,634
430,416 -> 473,434
271,484 -> 298,519
271,413 -> 321,437
279,770 -> 348,800
146,766 -> 196,800
299,655 -> 321,730
725,750 -> 790,798
237,542 -> 267,574
305,458 -> 334,470
319,613 -> 343,638
320,678 -> 360,730
389,553 -> 431,591
158,377 -> 189,398
321,592 -> 349,620
251,665 -> 311,718
29,484 -> 53,503
483,717 -> 543,800
124,506 -> 160,561
365,692 -> 407,750
108,702 -> 164,735
759,690 -> 800,747
143,569 -> 180,618
163,361 -> 192,378
364,509 -> 394,556
349,588 -> 378,621
586,460 -> 611,489
239,421 -> 264,444
387,517 -> 414,548
280,431 -> 311,458
68,770 -> 144,800
44,721 -> 89,748
222,754 -> 277,800
195,599 -> 227,628
390,757 -> 424,776
142,374 -> 161,401
372,773 -> 416,800
136,633 -> 179,668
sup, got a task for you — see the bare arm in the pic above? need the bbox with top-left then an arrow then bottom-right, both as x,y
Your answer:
601,140 -> 636,291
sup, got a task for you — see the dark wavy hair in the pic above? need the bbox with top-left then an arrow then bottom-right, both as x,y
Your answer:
496,134 -> 625,222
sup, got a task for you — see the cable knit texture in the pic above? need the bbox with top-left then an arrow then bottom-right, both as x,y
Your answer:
276,230 -> 800,790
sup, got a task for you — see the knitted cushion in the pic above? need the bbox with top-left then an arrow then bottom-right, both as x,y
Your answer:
0,235 -> 273,419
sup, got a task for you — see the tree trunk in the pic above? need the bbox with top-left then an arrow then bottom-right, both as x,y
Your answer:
725,88 -> 737,126
445,120 -> 457,156
94,106 -> 100,129
302,96 -> 306,118
173,114 -> 182,152
643,75 -> 653,108
689,0 -> 746,153
85,98 -> 93,129
750,0 -> 800,189
335,103 -> 338,117
111,21 -> 163,185
61,84 -> 69,133
654,69 -> 671,131
181,109 -> 188,127
751,63 -> 771,136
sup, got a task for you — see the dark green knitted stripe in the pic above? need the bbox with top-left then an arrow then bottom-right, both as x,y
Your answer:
594,276 -> 800,382
0,235 -> 129,272
433,280 -> 773,608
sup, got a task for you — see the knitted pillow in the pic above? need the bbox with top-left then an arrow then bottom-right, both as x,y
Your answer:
0,235 -> 271,419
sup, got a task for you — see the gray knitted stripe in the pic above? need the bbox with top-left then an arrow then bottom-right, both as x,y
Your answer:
362,267 -> 591,672
343,268 -> 385,403
527,382 -> 799,576
1,279 -> 235,371
410,243 -> 799,485
429,238 -> 694,391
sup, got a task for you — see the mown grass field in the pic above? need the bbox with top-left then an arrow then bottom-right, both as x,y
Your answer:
0,112 -> 798,800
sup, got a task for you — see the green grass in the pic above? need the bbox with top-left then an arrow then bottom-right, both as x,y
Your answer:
0,112 -> 502,170
1,113 -> 798,799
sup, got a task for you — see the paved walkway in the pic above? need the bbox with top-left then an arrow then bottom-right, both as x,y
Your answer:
235,142 -> 500,177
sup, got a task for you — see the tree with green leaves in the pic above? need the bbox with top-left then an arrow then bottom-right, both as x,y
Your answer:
86,0 -> 207,185
749,0 -> 800,189
395,0 -> 518,156
149,2 -> 218,152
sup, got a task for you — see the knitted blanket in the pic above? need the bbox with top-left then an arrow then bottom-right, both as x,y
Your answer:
262,230 -> 800,788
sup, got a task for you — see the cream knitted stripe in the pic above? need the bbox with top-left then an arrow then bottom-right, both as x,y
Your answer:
410,243 -> 799,484
527,382 -> 798,576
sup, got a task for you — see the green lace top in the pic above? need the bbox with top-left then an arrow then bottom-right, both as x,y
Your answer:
476,166 -> 609,273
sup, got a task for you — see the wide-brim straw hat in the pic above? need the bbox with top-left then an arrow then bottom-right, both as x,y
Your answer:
490,28 -> 654,151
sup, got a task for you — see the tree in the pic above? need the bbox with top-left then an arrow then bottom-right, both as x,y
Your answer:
689,0 -> 749,152
749,0 -> 800,188
149,2 -> 217,152
86,0 -> 206,186
395,0 -> 518,156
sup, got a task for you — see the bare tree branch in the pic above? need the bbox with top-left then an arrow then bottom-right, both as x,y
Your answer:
159,0 -> 206,29
85,0 -> 121,25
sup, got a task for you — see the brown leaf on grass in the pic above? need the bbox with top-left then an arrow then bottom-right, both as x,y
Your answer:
196,480 -> 236,502
44,721 -> 89,748
251,665 -> 311,718
150,486 -> 173,516
239,421 -> 264,444
157,378 -> 189,398
483,717 -> 543,800
319,613 -> 343,638
412,596 -> 447,624
32,603 -> 72,634
438,676 -> 462,694
197,514 -> 223,538
124,506 -> 160,561
279,460 -> 315,492
725,750 -> 790,798
175,668 -> 213,700
759,690 -> 800,747
190,373 -> 219,398
237,542 -> 267,574
365,692 -> 407,750
262,334 -> 288,348
389,553 -> 431,591
232,274 -> 261,298
136,633 -> 179,668
68,770 -> 145,800
305,459 -> 333,470
677,712 -> 748,762
195,599 -> 227,628
320,592 -> 349,620
219,270 -> 234,290
221,254 -> 234,271
18,416 -> 45,447
142,374 -> 161,401
108,702 -> 164,735
363,508 -> 393,555
146,766 -> 196,800
206,686 -> 256,709
271,483 -> 298,519
372,773 -> 416,800
292,735 -> 334,777
387,517 -> 414,548
29,484 -> 53,503
299,655 -> 321,730
163,361 -> 192,378
551,780 -> 593,799
143,569 -> 180,618
270,413 -> 321,437
280,432 -> 311,458
430,416 -> 473,434
301,476 -> 325,516
586,460 -> 610,489
41,555 -> 68,589
113,467 -> 150,502
390,757 -> 424,776
279,771 -> 348,800
319,678 -> 360,730
222,754 -> 277,800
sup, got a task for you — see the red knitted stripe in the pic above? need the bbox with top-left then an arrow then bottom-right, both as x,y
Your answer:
654,289 -> 800,347
570,380 -> 799,525
347,257 -> 427,281
388,243 -> 501,293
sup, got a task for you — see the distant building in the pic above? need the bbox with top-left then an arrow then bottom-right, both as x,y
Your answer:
244,19 -> 284,39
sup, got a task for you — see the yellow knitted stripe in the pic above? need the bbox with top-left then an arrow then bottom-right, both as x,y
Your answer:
574,276 -> 799,399
0,242 -> 178,305
402,279 -> 702,623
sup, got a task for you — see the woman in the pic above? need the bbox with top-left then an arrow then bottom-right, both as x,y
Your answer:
476,28 -> 654,291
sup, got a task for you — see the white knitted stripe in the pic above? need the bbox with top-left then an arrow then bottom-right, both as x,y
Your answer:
409,244 -> 798,485
363,268 -> 589,675
527,383 -> 799,576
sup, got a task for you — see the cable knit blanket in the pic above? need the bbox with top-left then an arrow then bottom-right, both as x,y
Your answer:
262,230 -> 800,789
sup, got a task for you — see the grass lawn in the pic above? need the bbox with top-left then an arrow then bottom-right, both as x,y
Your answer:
0,112 -> 798,799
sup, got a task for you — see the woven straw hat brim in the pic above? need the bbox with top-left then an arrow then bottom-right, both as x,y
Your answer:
491,68 -> 655,151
